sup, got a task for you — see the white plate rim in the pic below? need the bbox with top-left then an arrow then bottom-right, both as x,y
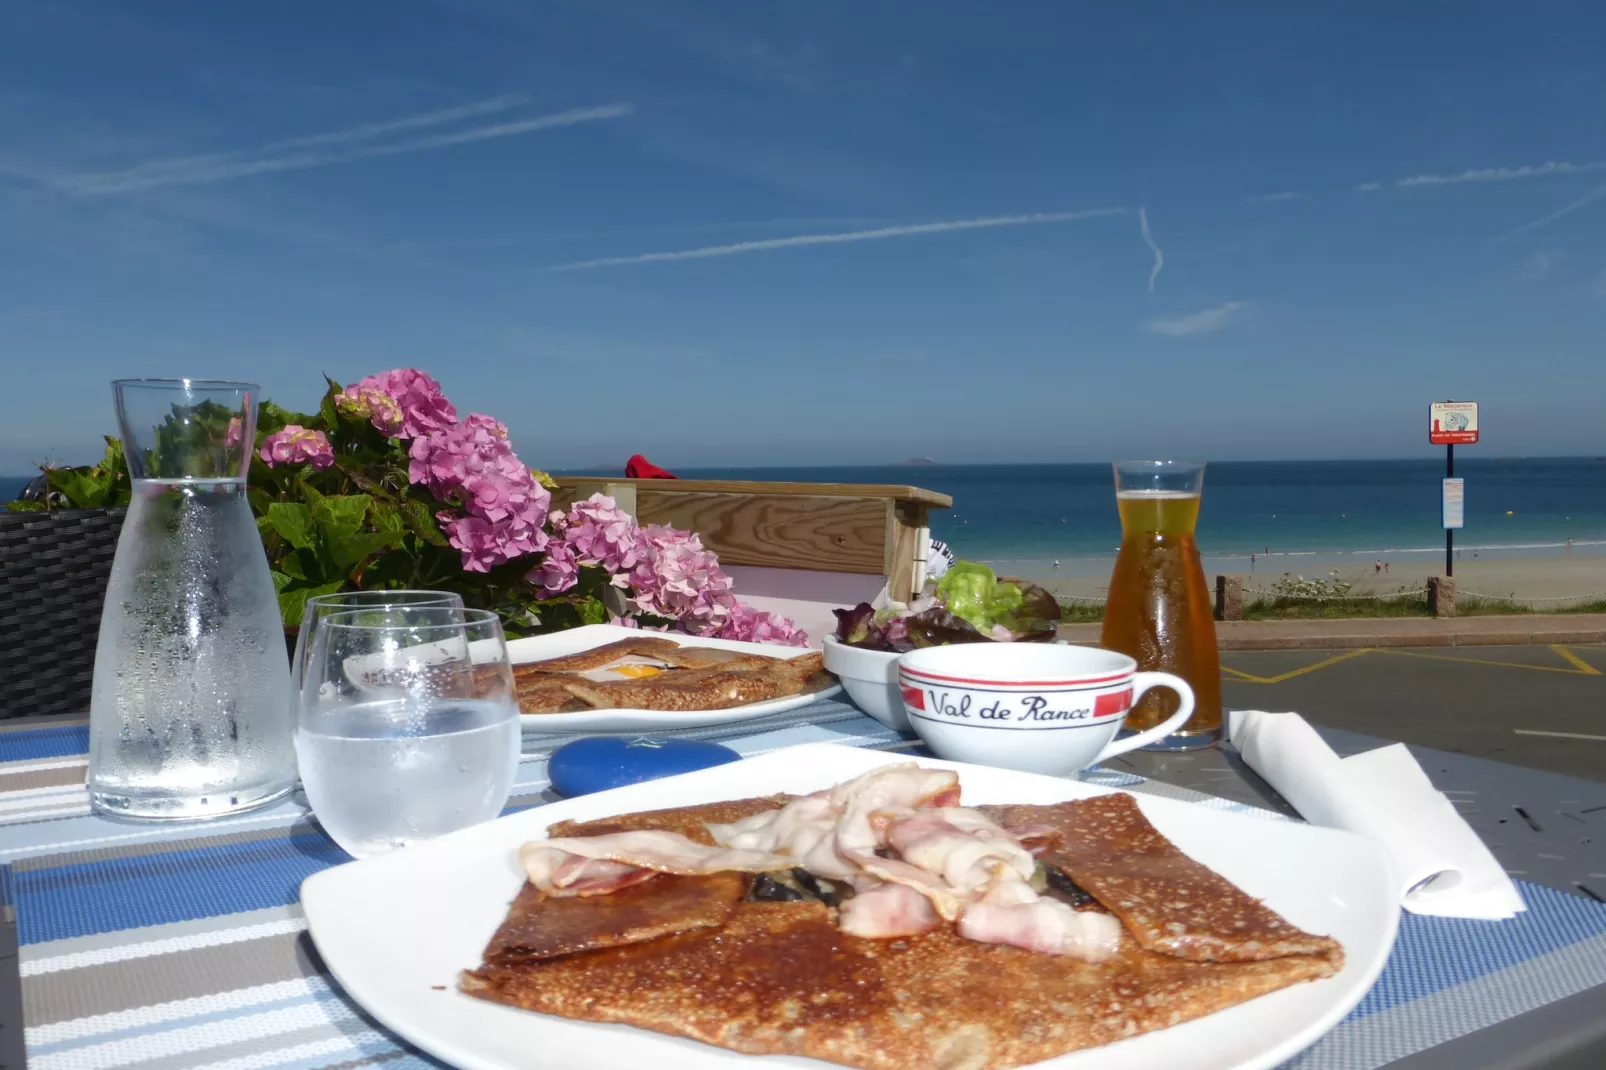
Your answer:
302,743 -> 1401,1070
510,624 -> 841,733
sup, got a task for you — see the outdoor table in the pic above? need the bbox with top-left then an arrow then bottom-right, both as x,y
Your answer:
0,700 -> 1603,1070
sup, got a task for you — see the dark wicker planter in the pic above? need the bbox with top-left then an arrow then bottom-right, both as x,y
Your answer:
0,507 -> 126,719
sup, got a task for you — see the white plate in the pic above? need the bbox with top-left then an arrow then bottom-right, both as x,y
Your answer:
508,624 -> 841,733
302,744 -> 1400,1070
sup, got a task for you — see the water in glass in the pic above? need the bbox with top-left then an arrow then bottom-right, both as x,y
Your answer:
298,606 -> 519,859
298,697 -> 518,858
89,380 -> 297,819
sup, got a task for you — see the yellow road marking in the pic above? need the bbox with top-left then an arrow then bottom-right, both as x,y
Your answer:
1379,647 -> 1601,675
1220,649 -> 1368,684
1221,644 -> 1605,684
1552,645 -> 1603,675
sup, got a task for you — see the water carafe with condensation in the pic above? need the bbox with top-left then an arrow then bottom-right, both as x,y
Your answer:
88,379 -> 297,820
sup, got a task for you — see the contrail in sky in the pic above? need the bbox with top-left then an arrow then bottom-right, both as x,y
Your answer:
1397,160 -> 1606,187
103,96 -> 530,182
549,208 -> 1127,270
1149,301 -> 1250,337
1138,207 -> 1164,292
64,101 -> 632,194
1492,182 -> 1606,244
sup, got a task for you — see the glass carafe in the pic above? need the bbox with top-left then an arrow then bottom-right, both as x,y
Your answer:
88,379 -> 297,819
1099,461 -> 1222,750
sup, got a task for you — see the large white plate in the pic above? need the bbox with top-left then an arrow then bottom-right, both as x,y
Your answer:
508,624 -> 841,733
302,744 -> 1400,1070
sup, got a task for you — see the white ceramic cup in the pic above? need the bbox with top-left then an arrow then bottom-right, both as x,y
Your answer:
896,643 -> 1196,776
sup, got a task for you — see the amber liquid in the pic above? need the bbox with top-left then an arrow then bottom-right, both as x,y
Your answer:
1100,492 -> 1223,741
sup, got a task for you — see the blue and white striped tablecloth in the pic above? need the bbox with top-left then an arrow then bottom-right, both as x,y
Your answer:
2,700 -> 1604,1070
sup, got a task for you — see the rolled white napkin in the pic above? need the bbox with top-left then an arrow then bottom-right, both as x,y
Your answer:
1228,710 -> 1525,920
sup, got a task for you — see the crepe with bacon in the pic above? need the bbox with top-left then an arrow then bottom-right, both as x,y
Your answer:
461,765 -> 1344,1070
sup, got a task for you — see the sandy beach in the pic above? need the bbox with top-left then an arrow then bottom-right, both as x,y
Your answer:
988,544 -> 1606,606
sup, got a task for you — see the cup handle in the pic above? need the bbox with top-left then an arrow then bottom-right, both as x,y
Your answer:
1093,673 -> 1196,763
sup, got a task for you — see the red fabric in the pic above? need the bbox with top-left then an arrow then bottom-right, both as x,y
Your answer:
625,454 -> 678,479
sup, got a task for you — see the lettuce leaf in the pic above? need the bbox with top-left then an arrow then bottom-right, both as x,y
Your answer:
834,567 -> 1061,650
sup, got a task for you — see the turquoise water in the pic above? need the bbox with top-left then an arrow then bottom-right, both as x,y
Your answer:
13,457 -> 1606,564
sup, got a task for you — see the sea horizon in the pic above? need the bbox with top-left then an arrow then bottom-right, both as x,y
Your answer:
552,453 -> 1606,473
8,456 -> 1606,565
562,457 -> 1606,565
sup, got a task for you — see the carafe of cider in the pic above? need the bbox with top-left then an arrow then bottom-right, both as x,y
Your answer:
1099,461 -> 1222,749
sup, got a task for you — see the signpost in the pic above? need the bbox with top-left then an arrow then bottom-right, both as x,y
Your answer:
1429,402 -> 1478,576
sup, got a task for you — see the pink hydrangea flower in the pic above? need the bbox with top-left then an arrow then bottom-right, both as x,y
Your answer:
407,413 -> 550,572
225,417 -> 244,448
561,494 -> 641,573
629,525 -> 736,632
717,601 -> 809,647
343,368 -> 456,439
437,510 -> 546,572
258,425 -> 334,470
336,385 -> 405,435
532,541 -> 578,593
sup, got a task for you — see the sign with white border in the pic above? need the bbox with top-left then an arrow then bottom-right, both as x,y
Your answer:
1430,402 -> 1478,445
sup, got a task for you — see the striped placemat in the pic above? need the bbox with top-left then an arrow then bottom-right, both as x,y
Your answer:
2,702 -> 1604,1070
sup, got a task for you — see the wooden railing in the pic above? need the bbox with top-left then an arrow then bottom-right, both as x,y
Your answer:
551,478 -> 953,601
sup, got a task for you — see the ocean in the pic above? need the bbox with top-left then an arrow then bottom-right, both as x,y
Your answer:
8,458 -> 1605,569
663,458 -> 1606,569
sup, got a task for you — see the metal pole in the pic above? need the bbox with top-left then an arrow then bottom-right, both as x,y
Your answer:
1446,443 -> 1455,577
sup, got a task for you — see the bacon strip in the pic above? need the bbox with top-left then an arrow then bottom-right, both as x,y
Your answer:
521,830 -> 794,897
837,881 -> 940,939
707,764 -> 962,884
958,893 -> 1123,962
548,857 -> 661,897
1002,823 -> 1063,857
845,849 -> 965,921
831,765 -> 962,856
885,809 -> 1035,894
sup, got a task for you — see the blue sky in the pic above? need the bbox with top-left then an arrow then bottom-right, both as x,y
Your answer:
3,1 -> 1605,472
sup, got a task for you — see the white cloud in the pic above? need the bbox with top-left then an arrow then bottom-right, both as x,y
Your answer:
1355,181 -> 1384,192
1397,160 -> 1606,187
1148,301 -> 1250,337
1246,190 -> 1302,203
1138,207 -> 1164,292
1493,183 -> 1606,243
549,208 -> 1127,270
61,102 -> 632,194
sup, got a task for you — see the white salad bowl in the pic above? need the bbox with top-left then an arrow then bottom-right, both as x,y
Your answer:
821,635 -> 910,732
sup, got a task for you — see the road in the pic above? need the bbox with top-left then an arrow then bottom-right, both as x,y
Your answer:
1219,643 -> 1606,783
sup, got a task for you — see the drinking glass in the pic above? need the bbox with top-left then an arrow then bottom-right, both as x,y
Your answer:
88,379 -> 297,820
291,590 -> 465,702
1099,461 -> 1223,750
298,606 -> 520,858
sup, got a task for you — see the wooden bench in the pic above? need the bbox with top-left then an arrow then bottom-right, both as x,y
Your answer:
550,478 -> 953,645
